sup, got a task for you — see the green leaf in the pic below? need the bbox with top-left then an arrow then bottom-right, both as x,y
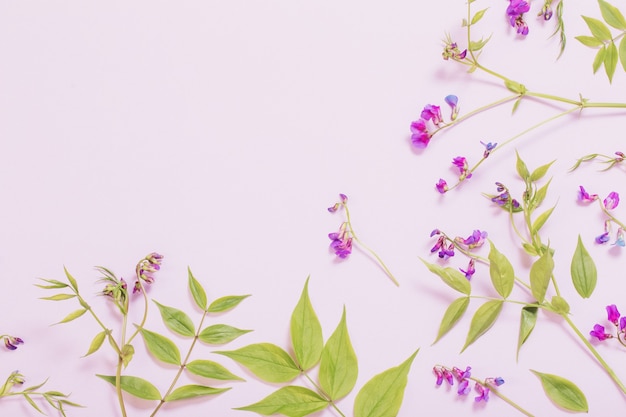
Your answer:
593,46 -> 607,73
215,343 -> 300,383
433,297 -> 470,344
531,370 -> 588,412
511,96 -> 523,114
582,15 -> 612,41
515,151 -> 530,181
570,235 -> 597,298
63,267 -> 79,292
605,41 -> 618,82
461,300 -> 503,352
619,36 -> 626,71
532,206 -> 556,234
504,80 -> 526,95
550,296 -> 570,315
235,386 -> 328,417
186,359 -> 244,381
36,279 -> 69,289
353,350 -> 419,417
290,277 -> 323,371
575,35 -> 605,47
188,267 -> 207,310
522,243 -> 538,256
469,35 -> 491,51
470,8 -> 488,25
208,294 -> 251,313
139,328 -> 181,365
83,331 -> 107,357
153,301 -> 195,337
23,393 -> 44,414
40,294 -> 76,301
164,385 -> 229,401
97,375 -> 161,401
530,160 -> 555,182
530,249 -> 554,303
121,344 -> 135,368
532,179 -> 552,209
198,324 -> 251,344
420,259 -> 471,295
55,308 -> 87,324
319,307 -> 358,400
599,0 -> 626,30
488,241 -> 515,299
516,306 -> 538,361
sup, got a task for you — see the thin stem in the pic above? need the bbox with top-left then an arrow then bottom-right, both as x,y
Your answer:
483,381 -> 535,417
301,372 -> 346,417
115,358 -> 127,417
126,281 -> 150,345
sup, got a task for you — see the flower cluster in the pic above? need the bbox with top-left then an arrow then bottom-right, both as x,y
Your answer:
435,142 -> 498,194
410,95 -> 459,149
590,304 -> 626,344
490,182 -> 521,211
506,0 -> 530,35
433,365 -> 504,403
430,229 -> 487,279
442,40 -> 467,61
134,252 -> 164,293
328,194 -> 352,259
579,186 -> 624,246
2,335 -> 24,351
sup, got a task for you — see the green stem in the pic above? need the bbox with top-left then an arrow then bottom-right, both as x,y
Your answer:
483,380 -> 535,417
562,314 -> 626,395
301,372 -> 346,417
115,357 -> 127,417
126,281 -> 150,345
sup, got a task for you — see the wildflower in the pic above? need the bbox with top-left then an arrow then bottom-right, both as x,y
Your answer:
3,336 -> 23,351
578,186 -> 598,202
439,242 -> 455,259
507,0 -> 530,35
621,317 -> 626,331
487,376 -> 505,387
452,366 -> 472,380
410,119 -> 432,148
452,156 -> 472,180
433,366 -> 454,386
539,4 -> 553,20
421,104 -> 443,126
328,193 -> 348,212
460,258 -> 476,280
590,324 -> 611,341
607,305 -> 621,325
480,141 -> 497,158
430,229 -> 441,237
596,232 -> 610,244
134,252 -> 164,293
435,178 -> 448,194
329,222 -> 353,259
430,235 -> 445,253
445,95 -> 459,121
474,383 -> 490,402
442,42 -> 467,60
604,192 -> 620,210
458,378 -> 471,395
613,229 -> 625,247
616,151 -> 625,162
457,230 -> 488,249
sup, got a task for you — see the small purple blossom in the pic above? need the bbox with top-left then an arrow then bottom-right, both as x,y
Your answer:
621,317 -> 626,331
436,178 -> 448,194
445,95 -> 459,121
474,383 -> 490,402
134,252 -> 164,293
421,104 -> 443,126
458,378 -> 471,395
607,304 -> 621,325
614,230 -> 625,247
578,186 -> 598,202
452,156 -> 472,180
457,230 -> 488,249
490,376 -> 505,387
3,336 -> 24,351
507,0 -> 530,35
433,366 -> 455,386
442,42 -> 467,60
410,119 -> 432,148
430,229 -> 441,237
438,243 -> 455,259
604,192 -> 620,210
596,232 -> 610,244
460,258 -> 476,280
480,141 -> 497,158
328,193 -> 348,212
430,235 -> 445,253
590,324 -> 611,341
540,4 -> 553,20
329,222 -> 352,259
453,366 -> 472,380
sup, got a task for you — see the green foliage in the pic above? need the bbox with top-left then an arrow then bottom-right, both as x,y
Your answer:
530,249 -> 554,303
420,259 -> 471,295
433,296 -> 470,344
199,324 -> 252,345
97,375 -> 162,401
488,241 -> 515,298
186,359 -> 244,381
290,277 -> 323,371
235,386 -> 328,417
462,300 -> 503,352
516,306 -> 538,360
164,385 -> 230,401
153,300 -> 196,337
139,328 -> 181,366
215,343 -> 301,383
571,235 -> 597,298
531,370 -> 589,412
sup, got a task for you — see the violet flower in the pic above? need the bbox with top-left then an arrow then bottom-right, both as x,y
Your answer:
604,192 -> 620,210
445,95 -> 459,121
596,232 -> 610,244
3,336 -> 23,351
457,230 -> 488,249
435,178 -> 448,194
474,383 -> 490,402
421,104 -> 443,126
506,0 -> 530,35
578,186 -> 598,202
134,252 -> 164,293
452,156 -> 472,180
607,304 -> 621,325
410,119 -> 432,148
614,229 -> 625,247
621,317 -> 626,331
590,324 -> 611,341
460,258 -> 476,280
438,242 -> 455,259
442,42 -> 467,61
329,222 -> 353,259
480,141 -> 497,158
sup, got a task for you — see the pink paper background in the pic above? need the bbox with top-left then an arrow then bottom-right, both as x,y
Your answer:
2,1 -> 625,415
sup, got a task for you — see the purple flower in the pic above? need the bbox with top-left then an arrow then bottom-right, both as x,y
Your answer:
436,178 -> 448,194
452,156 -> 472,180
540,4 -> 553,20
604,192 -> 620,210
620,317 -> 626,331
491,376 -> 505,386
460,258 -> 476,280
328,193 -> 348,212
578,186 -> 598,202
329,222 -> 352,259
3,336 -> 24,351
453,366 -> 472,380
507,0 -> 530,35
430,235 -> 445,253
474,383 -> 490,402
480,141 -> 497,158
590,324 -> 610,341
596,232 -> 610,244
421,104 -> 443,126
410,119 -> 432,148
438,243 -> 455,259
457,230 -> 488,249
614,230 -> 625,247
430,229 -> 441,237
134,252 -> 164,293
445,95 -> 459,121
457,378 -> 471,395
433,366 -> 454,386
442,42 -> 467,60
607,305 -> 621,325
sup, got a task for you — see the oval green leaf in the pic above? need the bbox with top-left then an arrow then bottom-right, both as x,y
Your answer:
433,297 -> 470,344
604,41 -> 618,82
139,328 -> 181,365
529,160 -> 555,182
319,307 -> 358,401
571,235 -> 597,298
188,267 -> 207,310
96,374 -> 161,400
470,8 -> 488,25
420,259 -> 471,295
488,241 -> 515,299
153,300 -> 195,337
582,15 -> 612,41
186,359 -> 243,381
599,0 -> 626,30
575,35 -> 605,48
532,207 -> 556,234
531,370 -> 588,412
235,386 -> 328,417
530,249 -> 554,303
516,306 -> 538,361
83,330 -> 107,357
290,277 -> 323,371
164,384 -> 229,401
593,46 -> 607,73
198,324 -> 251,345
620,36 -> 626,71
353,350 -> 418,417
208,294 -> 251,313
461,300 -> 503,352
215,343 -> 300,383
550,296 -> 570,315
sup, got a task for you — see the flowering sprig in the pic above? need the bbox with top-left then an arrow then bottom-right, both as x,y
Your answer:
570,151 -> 625,172
429,228 -> 488,280
578,186 -> 625,246
38,254 -> 251,417
1,335 -> 23,351
328,194 -> 399,286
410,95 -> 459,149
590,304 -> 626,346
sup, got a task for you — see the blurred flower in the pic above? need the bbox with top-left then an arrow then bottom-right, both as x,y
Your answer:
445,95 -> 459,121
481,141 -> 497,158
621,317 -> 626,331
442,42 -> 467,60
421,104 -> 443,126
410,119 -> 432,148
457,230 -> 488,249
436,178 -> 448,194
329,222 -> 353,259
578,186 -> 598,202
3,336 -> 24,351
439,243 -> 455,259
614,229 -> 625,247
539,4 -> 553,20
507,0 -> 530,35
134,252 -> 164,293
604,192 -> 620,210
328,193 -> 348,212
596,232 -> 610,244
460,258 -> 476,280
452,156 -> 472,180
430,235 -> 445,253
607,304 -> 621,325
474,383 -> 490,402
590,324 -> 611,341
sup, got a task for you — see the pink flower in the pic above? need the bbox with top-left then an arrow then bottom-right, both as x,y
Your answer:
604,192 -> 620,210
410,119 -> 432,148
435,178 -> 448,194
329,222 -> 352,259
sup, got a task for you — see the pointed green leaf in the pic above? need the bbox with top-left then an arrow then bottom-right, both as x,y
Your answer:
571,235 -> 597,298
290,277 -> 323,370
319,307 -> 358,400
215,343 -> 300,383
84,331 -> 107,357
36,279 -> 69,289
517,306 -> 538,360
488,241 -> 514,299
599,0 -> 626,30
198,324 -> 251,345
434,297 -> 470,344
63,267 -> 78,292
531,370 -> 588,412
582,16 -> 612,41
186,359 -> 244,381
522,243 -> 538,256
532,178 -> 552,209
354,350 -> 418,417
550,296 -> 570,315
55,308 -> 87,324
619,36 -> 626,71
575,35 -> 605,47
461,300 -> 503,352
235,386 -> 328,417
530,249 -> 554,303
511,96 -> 523,114
153,300 -> 195,337
470,8 -> 488,25
97,375 -> 161,400
469,35 -> 491,51
530,160 -> 555,182
605,41 -> 618,82
593,46 -> 607,73
188,267 -> 207,310
164,385 -> 229,401
208,294 -> 251,313
515,151 -> 530,181
40,294 -> 76,301
532,206 -> 556,234
23,393 -> 44,414
420,259 -> 471,295
139,328 -> 181,365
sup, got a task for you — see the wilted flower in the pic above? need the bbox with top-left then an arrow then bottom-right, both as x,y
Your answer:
460,258 -> 476,280
539,4 -> 553,20
578,186 -> 598,202
452,156 -> 472,180
442,42 -> 467,60
328,193 -> 348,212
604,192 -> 620,210
481,141 -> 497,158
